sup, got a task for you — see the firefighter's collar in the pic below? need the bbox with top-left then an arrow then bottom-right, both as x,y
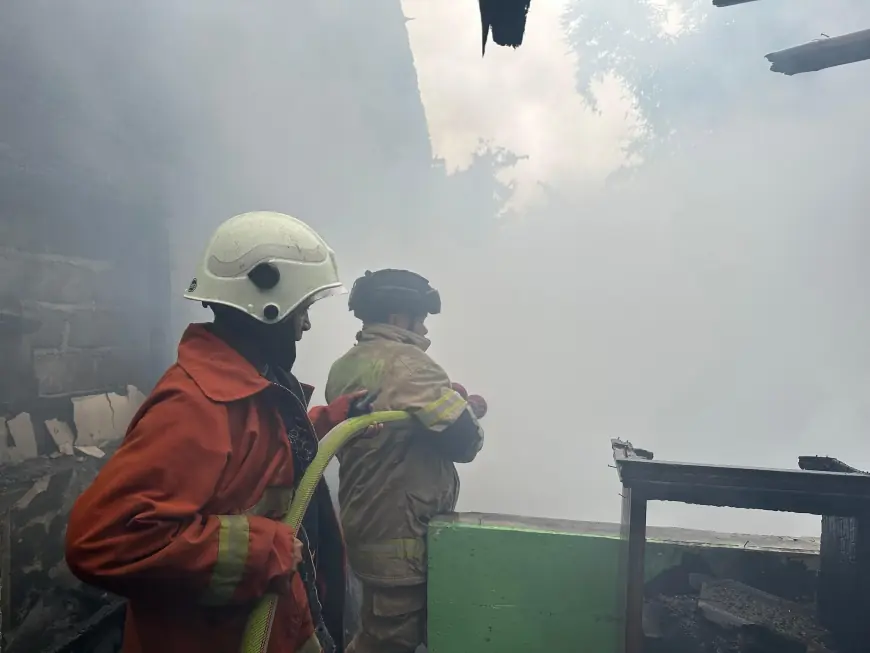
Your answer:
178,323 -> 315,403
357,323 -> 431,352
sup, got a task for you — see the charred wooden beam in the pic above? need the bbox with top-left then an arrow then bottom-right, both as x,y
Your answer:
479,0 -> 531,56
766,29 -> 870,75
713,0 -> 760,7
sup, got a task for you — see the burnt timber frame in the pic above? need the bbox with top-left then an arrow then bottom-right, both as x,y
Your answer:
765,29 -> 870,76
714,1 -> 870,75
611,439 -> 870,653
713,0 -> 759,6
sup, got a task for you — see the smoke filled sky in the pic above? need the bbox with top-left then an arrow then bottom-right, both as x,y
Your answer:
388,0 -> 870,536
8,0 -> 870,538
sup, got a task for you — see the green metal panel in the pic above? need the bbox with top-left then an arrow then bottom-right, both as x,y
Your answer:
428,519 -> 621,652
426,513 -> 819,653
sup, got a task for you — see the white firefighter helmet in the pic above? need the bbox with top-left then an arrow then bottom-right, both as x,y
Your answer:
184,211 -> 345,323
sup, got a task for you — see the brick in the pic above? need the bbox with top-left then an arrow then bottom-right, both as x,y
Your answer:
32,348 -> 132,397
0,248 -> 113,306
67,309 -> 122,348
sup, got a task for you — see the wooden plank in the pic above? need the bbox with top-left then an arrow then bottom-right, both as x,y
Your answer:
767,29 -> 870,75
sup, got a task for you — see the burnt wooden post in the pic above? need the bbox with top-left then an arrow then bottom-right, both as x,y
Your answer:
620,487 -> 647,653
613,440 -> 653,653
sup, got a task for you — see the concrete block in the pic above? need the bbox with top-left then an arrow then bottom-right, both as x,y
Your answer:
33,348 -> 131,397
72,394 -> 115,446
73,386 -> 143,446
44,419 -> 75,456
67,309 -> 122,348
0,248 -> 113,306
106,385 -> 146,434
6,413 -> 39,461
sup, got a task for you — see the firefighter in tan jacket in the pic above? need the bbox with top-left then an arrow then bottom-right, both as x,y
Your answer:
325,269 -> 486,653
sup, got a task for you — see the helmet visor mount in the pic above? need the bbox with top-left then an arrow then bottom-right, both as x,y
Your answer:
295,284 -> 348,313
423,288 -> 441,315
304,284 -> 347,306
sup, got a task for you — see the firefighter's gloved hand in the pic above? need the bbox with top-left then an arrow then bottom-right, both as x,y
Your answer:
468,394 -> 488,419
267,529 -> 304,595
308,390 -> 380,440
348,389 -> 379,418
452,383 -> 487,419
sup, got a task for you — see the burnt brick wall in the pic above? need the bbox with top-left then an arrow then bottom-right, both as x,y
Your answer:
1,248 -> 136,401
0,207 -> 168,653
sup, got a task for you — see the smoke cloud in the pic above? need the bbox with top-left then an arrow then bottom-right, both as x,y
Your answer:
8,0 -> 870,537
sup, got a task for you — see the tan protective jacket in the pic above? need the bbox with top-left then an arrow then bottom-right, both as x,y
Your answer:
325,324 -> 484,587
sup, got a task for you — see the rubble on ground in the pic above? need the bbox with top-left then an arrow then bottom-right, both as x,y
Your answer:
643,564 -> 837,652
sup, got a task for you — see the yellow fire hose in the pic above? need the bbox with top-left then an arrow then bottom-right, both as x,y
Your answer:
240,410 -> 411,653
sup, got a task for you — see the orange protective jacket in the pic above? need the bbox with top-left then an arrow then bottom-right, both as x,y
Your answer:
66,324 -> 346,653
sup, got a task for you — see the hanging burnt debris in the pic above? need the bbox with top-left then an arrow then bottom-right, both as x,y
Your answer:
712,0 -> 759,6
478,0 -> 531,56
715,1 -> 870,74
766,30 -> 870,76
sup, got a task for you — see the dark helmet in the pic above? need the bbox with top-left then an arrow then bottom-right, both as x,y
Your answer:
348,269 -> 441,321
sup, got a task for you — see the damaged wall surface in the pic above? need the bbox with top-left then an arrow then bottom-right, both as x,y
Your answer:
0,228 -> 162,653
0,227 -> 162,652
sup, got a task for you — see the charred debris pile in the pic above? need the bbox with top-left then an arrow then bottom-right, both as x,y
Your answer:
643,557 -> 832,653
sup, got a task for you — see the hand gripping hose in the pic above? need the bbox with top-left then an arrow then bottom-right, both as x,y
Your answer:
240,410 -> 411,653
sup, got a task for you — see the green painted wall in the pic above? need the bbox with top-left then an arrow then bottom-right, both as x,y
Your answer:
426,513 -> 819,653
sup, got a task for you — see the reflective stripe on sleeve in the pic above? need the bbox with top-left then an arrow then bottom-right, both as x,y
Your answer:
201,514 -> 251,605
415,388 -> 467,431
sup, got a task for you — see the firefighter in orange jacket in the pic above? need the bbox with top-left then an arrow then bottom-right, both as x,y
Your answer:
66,211 -> 367,653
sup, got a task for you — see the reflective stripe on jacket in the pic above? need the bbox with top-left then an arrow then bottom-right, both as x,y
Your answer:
326,324 -> 484,586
